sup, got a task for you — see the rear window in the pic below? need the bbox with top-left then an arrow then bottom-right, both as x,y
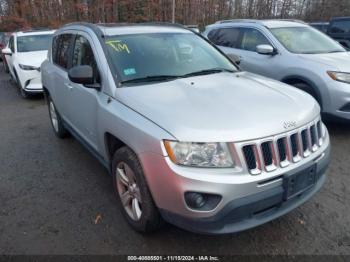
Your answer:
207,28 -> 240,48
330,20 -> 350,33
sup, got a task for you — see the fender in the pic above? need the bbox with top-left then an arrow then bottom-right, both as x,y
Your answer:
281,75 -> 323,107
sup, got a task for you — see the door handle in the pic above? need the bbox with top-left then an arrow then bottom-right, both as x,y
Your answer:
65,83 -> 74,90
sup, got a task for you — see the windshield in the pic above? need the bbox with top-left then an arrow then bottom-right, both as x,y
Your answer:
104,32 -> 237,83
270,26 -> 346,54
17,34 -> 52,52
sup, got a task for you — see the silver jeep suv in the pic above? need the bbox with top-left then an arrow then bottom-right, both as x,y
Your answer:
204,19 -> 350,121
41,22 -> 330,234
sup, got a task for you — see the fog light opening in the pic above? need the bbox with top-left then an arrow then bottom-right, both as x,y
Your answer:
184,192 -> 222,211
185,192 -> 206,209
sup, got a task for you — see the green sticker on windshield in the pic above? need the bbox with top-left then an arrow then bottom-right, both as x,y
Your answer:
124,68 -> 136,76
106,40 -> 130,54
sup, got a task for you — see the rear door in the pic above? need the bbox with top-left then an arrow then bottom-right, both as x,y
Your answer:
50,33 -> 75,122
207,27 -> 244,60
64,33 -> 101,151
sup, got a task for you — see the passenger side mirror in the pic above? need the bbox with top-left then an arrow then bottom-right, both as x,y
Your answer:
2,47 -> 12,56
226,53 -> 241,65
68,65 -> 95,86
256,44 -> 276,55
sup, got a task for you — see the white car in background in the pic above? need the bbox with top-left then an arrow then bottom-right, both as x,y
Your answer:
2,29 -> 54,98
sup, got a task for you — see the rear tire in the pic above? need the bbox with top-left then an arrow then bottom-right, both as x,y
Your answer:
47,95 -> 69,138
112,146 -> 163,233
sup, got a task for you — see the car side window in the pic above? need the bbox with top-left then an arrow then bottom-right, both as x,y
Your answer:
8,36 -> 14,53
239,28 -> 271,52
330,20 -> 350,33
207,28 -> 240,48
72,35 -> 100,84
53,34 -> 73,69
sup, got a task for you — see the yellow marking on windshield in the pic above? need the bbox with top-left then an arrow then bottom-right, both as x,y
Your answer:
106,40 -> 130,54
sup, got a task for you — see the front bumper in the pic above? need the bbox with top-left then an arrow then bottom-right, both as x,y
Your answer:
140,128 -> 330,234
160,145 -> 329,234
324,79 -> 350,121
17,68 -> 43,93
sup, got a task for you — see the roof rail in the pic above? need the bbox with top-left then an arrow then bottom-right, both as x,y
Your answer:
267,19 -> 307,24
62,21 -> 188,30
215,19 -> 258,24
20,27 -> 53,33
140,22 -> 187,28
215,18 -> 307,25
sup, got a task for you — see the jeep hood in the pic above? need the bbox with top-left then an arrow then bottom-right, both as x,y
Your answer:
116,72 -> 320,142
17,51 -> 48,68
298,51 -> 350,72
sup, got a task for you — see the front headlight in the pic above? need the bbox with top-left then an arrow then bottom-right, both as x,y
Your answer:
19,64 -> 40,71
327,71 -> 350,84
164,141 -> 234,168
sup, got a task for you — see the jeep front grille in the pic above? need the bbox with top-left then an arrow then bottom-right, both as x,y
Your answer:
240,118 -> 324,175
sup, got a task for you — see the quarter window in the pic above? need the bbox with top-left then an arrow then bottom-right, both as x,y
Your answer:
52,34 -> 73,69
72,35 -> 100,83
207,28 -> 240,48
239,28 -> 271,52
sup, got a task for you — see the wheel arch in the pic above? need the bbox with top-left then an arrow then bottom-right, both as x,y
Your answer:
281,75 -> 323,107
104,132 -> 127,164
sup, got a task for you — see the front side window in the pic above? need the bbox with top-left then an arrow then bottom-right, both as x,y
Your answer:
53,34 -> 73,69
239,28 -> 271,52
17,34 -> 52,52
329,20 -> 350,33
207,28 -> 240,48
271,26 -> 345,54
104,32 -> 237,83
72,35 -> 100,83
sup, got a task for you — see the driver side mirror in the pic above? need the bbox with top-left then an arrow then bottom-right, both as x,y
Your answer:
68,65 -> 95,86
256,44 -> 277,55
2,47 -> 12,56
226,53 -> 241,65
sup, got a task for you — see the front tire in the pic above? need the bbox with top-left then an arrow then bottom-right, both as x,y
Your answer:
20,87 -> 29,99
3,60 -> 9,73
47,96 -> 69,138
112,147 -> 163,233
13,70 -> 29,99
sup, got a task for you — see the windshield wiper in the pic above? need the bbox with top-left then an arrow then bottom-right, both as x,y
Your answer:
120,75 -> 180,84
182,68 -> 235,78
326,50 -> 345,53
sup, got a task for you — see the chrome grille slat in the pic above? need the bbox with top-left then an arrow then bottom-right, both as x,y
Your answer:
310,124 -> 318,151
240,118 -> 324,175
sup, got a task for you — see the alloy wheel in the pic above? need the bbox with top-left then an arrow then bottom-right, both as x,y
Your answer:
116,162 -> 142,221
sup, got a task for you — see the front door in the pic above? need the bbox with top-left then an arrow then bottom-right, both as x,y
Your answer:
65,34 -> 101,151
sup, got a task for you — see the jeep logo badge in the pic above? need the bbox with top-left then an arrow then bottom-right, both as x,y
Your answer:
283,121 -> 297,129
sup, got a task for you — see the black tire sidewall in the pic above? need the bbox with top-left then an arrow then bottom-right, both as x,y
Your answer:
47,96 -> 68,138
112,147 -> 162,233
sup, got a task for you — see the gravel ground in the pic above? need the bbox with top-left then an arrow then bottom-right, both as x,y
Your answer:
0,64 -> 349,255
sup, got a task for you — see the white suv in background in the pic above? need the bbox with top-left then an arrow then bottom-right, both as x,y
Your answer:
2,29 -> 54,98
204,20 -> 350,122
